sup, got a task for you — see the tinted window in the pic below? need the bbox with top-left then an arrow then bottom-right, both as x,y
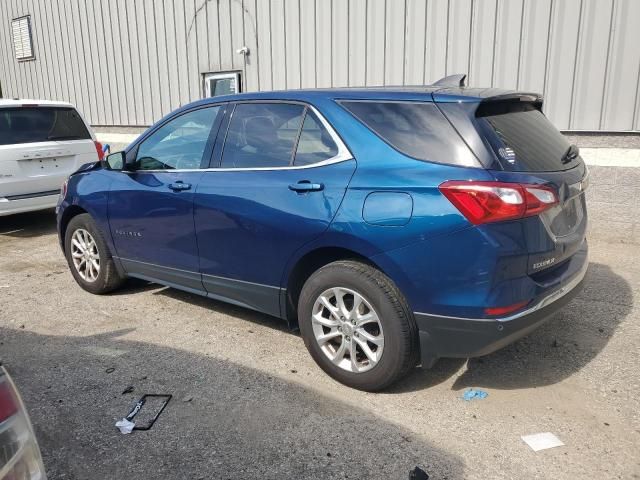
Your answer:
221,103 -> 304,168
0,107 -> 90,146
294,111 -> 339,166
340,101 -> 476,166
476,102 -> 574,172
134,106 -> 220,170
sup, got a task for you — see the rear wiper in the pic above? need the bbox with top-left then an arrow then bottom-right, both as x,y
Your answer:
561,144 -> 579,164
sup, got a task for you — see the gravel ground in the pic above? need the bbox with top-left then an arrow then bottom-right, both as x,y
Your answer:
1,210 -> 639,479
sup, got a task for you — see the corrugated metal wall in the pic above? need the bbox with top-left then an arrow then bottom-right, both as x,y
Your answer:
1,0 -> 639,131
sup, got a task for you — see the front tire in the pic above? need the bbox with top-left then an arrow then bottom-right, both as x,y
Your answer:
64,213 -> 124,294
298,260 -> 418,391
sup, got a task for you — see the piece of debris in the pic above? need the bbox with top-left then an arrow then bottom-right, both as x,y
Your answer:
121,386 -> 134,395
105,367 -> 115,374
461,388 -> 488,401
552,339 -> 560,348
115,394 -> 172,434
290,369 -> 297,374
521,432 -> 564,452
182,396 -> 193,403
115,418 -> 135,434
409,466 -> 429,479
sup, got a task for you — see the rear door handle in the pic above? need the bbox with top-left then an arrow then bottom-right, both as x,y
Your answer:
168,181 -> 191,191
288,181 -> 324,193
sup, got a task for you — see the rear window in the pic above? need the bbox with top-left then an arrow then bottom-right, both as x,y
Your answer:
475,102 -> 576,172
0,107 -> 91,146
339,101 -> 478,167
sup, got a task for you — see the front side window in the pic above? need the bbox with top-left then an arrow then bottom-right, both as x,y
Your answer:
0,107 -> 90,146
134,106 -> 220,171
221,103 -> 305,168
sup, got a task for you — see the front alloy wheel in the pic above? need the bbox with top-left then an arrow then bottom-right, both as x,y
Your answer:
70,228 -> 100,282
64,213 -> 124,294
311,287 -> 384,373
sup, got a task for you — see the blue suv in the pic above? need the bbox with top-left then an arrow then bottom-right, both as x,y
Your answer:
57,78 -> 589,391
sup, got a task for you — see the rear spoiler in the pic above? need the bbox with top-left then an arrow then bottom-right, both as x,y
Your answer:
479,92 -> 543,106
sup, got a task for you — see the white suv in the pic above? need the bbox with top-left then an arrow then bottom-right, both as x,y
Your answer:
0,100 -> 102,216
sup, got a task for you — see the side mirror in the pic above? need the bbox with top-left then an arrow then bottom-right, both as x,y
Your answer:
104,151 -> 126,171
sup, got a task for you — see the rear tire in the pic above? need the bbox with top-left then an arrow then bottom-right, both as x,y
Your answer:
64,213 -> 124,294
298,260 -> 418,391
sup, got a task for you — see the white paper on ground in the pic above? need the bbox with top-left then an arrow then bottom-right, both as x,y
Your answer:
521,432 -> 564,452
115,418 -> 136,434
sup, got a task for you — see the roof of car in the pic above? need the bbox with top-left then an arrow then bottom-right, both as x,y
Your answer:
186,85 -> 541,108
0,99 -> 75,108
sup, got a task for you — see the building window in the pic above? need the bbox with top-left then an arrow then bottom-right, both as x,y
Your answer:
11,15 -> 34,61
203,72 -> 241,97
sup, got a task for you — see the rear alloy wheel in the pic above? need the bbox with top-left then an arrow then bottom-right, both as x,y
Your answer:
311,287 -> 384,373
64,213 -> 124,294
299,260 -> 418,391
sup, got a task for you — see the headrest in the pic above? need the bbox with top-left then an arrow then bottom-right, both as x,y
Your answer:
245,116 -> 278,149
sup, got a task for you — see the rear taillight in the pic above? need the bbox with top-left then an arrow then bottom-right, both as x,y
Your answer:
439,181 -> 558,225
0,369 -> 47,479
94,140 -> 104,161
0,380 -> 19,423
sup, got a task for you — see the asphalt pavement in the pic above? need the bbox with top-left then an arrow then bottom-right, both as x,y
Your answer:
0,210 -> 638,479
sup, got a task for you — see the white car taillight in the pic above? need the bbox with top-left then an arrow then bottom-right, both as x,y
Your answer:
60,179 -> 68,199
0,368 -> 46,480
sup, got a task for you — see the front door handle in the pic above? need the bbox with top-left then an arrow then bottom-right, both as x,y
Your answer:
288,181 -> 324,193
168,181 -> 191,191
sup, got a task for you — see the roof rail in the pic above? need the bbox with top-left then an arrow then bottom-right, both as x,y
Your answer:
432,74 -> 467,88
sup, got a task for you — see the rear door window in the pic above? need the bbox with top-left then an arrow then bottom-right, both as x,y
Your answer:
475,102 -> 576,172
293,111 -> 339,166
339,100 -> 477,166
0,107 -> 90,145
221,103 -> 305,168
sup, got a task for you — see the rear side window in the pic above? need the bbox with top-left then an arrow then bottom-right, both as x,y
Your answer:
221,103 -> 305,168
339,101 -> 478,166
476,102 -> 574,172
0,107 -> 90,145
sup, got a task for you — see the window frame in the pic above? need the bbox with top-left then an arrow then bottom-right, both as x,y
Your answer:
203,71 -> 241,97
12,15 -> 35,62
210,100 -> 352,171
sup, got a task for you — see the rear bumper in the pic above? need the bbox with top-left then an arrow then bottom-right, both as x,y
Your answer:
0,193 -> 59,216
415,258 -> 588,367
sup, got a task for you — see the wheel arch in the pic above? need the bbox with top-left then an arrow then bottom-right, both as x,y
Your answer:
284,246 -> 386,329
59,205 -> 89,253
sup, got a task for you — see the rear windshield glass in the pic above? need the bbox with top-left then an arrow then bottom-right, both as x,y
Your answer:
0,107 -> 91,146
339,101 -> 478,167
475,102 -> 576,172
